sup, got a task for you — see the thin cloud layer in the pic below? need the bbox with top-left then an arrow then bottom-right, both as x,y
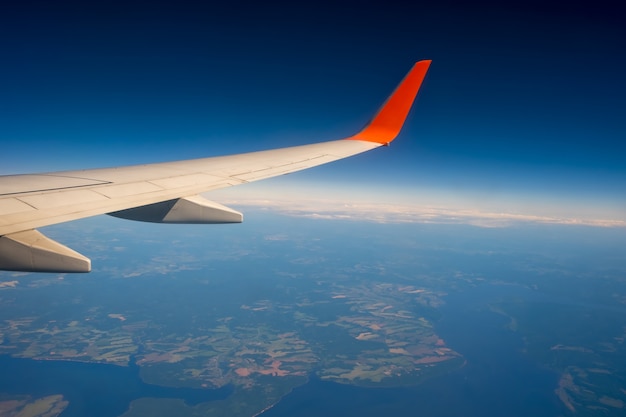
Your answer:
218,198 -> 626,228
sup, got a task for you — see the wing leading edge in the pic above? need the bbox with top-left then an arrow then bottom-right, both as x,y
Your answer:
0,60 -> 431,272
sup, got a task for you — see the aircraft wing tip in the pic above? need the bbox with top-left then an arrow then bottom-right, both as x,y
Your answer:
347,59 -> 431,145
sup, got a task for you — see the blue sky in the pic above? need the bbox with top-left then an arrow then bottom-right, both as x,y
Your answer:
1,1 -> 624,223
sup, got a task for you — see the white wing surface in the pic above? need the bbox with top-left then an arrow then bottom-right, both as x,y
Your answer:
0,61 -> 431,272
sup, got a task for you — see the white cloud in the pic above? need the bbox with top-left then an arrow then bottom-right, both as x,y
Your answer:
213,197 -> 626,228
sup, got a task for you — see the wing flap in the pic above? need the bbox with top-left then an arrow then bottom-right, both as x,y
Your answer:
149,173 -> 226,189
0,198 -> 36,217
0,175 -> 109,196
94,181 -> 164,199
18,189 -> 110,210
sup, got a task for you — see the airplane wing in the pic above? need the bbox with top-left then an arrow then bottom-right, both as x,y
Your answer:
0,60 -> 431,273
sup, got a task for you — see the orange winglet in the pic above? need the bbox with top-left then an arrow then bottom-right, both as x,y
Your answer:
347,60 -> 431,145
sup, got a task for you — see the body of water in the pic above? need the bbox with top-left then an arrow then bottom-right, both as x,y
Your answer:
0,355 -> 231,417
264,286 -> 564,417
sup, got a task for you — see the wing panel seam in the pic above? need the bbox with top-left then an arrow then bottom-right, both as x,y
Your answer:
0,181 -> 114,197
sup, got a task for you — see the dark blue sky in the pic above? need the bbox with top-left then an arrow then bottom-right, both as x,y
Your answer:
1,1 -> 624,220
